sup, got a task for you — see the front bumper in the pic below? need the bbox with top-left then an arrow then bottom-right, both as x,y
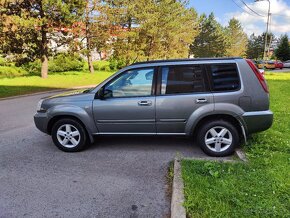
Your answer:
34,112 -> 49,134
242,110 -> 273,134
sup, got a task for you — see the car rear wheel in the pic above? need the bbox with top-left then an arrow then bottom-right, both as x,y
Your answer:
196,120 -> 239,157
51,118 -> 88,152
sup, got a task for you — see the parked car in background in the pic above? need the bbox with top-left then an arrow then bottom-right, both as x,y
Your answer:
255,60 -> 265,69
264,61 -> 275,69
34,58 -> 273,157
274,60 -> 283,69
283,60 -> 290,68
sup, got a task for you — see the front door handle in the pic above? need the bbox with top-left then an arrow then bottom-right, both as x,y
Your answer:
196,98 -> 208,103
138,100 -> 152,106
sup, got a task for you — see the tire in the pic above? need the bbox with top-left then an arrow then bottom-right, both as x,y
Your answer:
196,120 -> 239,157
51,118 -> 88,152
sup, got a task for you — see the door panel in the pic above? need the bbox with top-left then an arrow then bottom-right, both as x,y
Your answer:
93,97 -> 156,133
156,94 -> 213,133
93,67 -> 156,134
156,65 -> 213,134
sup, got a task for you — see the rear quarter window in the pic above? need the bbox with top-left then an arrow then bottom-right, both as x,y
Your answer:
208,64 -> 240,92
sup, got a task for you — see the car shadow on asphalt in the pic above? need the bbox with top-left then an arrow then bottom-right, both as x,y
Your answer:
88,135 -> 232,160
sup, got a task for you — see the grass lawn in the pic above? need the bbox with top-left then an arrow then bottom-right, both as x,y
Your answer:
181,73 -> 290,217
0,70 -> 114,98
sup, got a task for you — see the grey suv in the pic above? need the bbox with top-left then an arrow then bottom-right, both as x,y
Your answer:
34,58 -> 273,156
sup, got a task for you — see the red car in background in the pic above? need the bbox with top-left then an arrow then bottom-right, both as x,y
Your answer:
274,60 -> 283,69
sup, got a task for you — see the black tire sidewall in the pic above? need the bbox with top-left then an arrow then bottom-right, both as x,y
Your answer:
197,120 -> 239,157
51,118 -> 87,152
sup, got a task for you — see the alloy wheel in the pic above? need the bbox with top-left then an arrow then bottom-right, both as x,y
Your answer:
56,124 -> 81,148
204,126 -> 233,152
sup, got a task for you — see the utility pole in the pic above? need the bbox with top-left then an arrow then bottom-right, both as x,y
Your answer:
255,0 -> 271,60
264,1 -> 271,60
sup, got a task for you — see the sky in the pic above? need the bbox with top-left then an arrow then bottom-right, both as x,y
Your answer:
189,0 -> 290,38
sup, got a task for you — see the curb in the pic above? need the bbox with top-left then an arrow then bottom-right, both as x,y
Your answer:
0,89 -> 65,101
171,158 -> 186,218
234,148 -> 248,162
182,149 -> 247,163
0,85 -> 96,101
182,156 -> 237,163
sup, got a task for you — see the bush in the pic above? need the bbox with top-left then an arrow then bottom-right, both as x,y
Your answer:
92,60 -> 111,71
48,53 -> 84,72
0,56 -> 14,67
109,58 -> 126,70
0,57 -> 5,66
0,66 -> 28,78
21,59 -> 41,76
83,60 -> 113,72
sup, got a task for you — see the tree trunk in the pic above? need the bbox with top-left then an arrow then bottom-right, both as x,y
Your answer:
40,2 -> 48,79
98,51 -> 102,60
146,36 -> 153,61
40,33 -> 49,78
87,51 -> 94,73
86,0 -> 94,73
125,16 -> 132,65
41,55 -> 48,78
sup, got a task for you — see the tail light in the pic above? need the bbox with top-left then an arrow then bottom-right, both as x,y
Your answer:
246,59 -> 269,93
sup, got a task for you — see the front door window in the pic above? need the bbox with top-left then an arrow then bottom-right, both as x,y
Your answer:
105,68 -> 155,98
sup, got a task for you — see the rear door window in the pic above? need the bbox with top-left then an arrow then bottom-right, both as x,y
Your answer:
160,65 -> 208,95
208,64 -> 240,91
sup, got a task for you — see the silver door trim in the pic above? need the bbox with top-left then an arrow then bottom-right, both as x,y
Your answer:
96,119 -> 155,123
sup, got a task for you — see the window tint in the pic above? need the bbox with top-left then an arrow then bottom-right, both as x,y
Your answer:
209,64 -> 240,91
161,65 -> 207,95
105,68 -> 154,97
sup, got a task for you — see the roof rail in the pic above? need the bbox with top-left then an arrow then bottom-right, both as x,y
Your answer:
131,57 -> 243,65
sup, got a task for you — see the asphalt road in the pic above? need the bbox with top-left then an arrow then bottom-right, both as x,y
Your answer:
0,92 -> 230,217
267,68 -> 290,73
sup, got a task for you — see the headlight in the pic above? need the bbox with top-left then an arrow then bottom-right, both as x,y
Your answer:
36,99 -> 45,112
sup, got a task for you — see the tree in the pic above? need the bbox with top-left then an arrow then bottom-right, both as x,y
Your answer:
106,0 -> 140,65
189,13 -> 227,57
275,34 -> 290,61
84,0 -> 95,73
0,0 -> 85,78
246,34 -> 264,59
81,0 -> 111,73
108,0 -> 199,64
246,32 -> 275,60
139,0 -> 198,60
225,18 -> 247,57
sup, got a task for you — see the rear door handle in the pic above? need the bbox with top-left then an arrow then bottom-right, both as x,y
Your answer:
196,98 -> 208,103
138,100 -> 152,106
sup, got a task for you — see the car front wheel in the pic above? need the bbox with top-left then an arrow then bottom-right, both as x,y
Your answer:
51,118 -> 88,152
197,120 -> 239,157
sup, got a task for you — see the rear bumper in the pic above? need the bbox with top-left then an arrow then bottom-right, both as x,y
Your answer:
242,110 -> 273,134
34,112 -> 49,134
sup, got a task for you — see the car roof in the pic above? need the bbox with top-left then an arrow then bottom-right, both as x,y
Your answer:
130,57 -> 243,66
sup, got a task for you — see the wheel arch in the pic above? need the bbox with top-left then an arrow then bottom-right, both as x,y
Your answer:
190,114 -> 246,143
47,115 -> 94,143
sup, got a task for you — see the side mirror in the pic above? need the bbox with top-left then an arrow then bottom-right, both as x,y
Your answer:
96,87 -> 113,100
103,89 -> 113,98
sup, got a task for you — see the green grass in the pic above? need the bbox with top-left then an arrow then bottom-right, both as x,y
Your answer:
181,72 -> 290,218
0,70 -> 114,98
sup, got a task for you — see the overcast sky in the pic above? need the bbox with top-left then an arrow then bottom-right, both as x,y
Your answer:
189,0 -> 290,38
